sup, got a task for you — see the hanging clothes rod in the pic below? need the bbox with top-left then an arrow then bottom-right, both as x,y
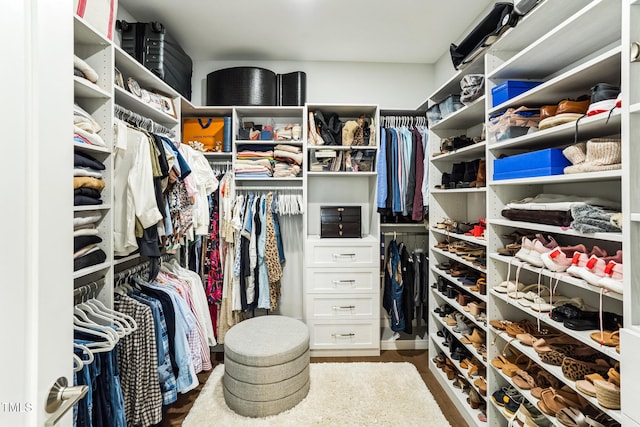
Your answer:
114,253 -> 175,280
236,186 -> 303,191
74,279 -> 105,303
381,231 -> 429,236
114,103 -> 176,138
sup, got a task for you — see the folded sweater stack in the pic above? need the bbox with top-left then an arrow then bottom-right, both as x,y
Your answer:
273,144 -> 302,177
74,151 -> 106,206
235,148 -> 274,178
73,210 -> 107,271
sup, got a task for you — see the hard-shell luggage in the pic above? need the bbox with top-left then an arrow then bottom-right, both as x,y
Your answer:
117,20 -> 193,100
449,2 -> 518,70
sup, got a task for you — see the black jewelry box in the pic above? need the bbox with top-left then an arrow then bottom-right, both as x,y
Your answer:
320,206 -> 361,238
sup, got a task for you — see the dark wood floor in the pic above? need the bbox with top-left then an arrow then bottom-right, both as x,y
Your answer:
160,350 -> 468,427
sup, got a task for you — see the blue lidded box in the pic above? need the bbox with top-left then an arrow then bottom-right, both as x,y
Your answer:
491,80 -> 542,107
493,148 -> 570,180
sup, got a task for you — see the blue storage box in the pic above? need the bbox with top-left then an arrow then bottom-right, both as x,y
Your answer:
493,148 -> 570,180
491,80 -> 542,107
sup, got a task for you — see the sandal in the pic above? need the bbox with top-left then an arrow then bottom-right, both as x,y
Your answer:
489,319 -> 512,330
538,388 -> 567,416
436,218 -> 457,231
589,330 -> 620,347
557,407 -> 588,427
594,380 -> 620,409
474,377 -> 487,396
502,354 -> 531,377
497,243 -> 521,256
512,368 -> 537,390
575,373 -> 606,397
536,370 -> 561,390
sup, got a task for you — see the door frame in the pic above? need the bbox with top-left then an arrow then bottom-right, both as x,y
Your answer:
0,1 -> 73,426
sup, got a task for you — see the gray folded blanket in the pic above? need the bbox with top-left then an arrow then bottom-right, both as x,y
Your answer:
570,204 -> 622,233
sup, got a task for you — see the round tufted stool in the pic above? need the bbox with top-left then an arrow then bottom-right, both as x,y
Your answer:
223,315 -> 310,417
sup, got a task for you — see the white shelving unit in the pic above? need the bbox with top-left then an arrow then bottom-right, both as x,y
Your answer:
73,13 -> 184,308
482,1 -> 625,426
426,30 -> 488,427
621,1 -> 640,425
304,104 -> 381,357
232,106 -> 305,188
426,1 -> 631,425
73,16 -> 114,307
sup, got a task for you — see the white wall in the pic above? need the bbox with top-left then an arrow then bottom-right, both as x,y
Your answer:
192,60 -> 434,110
118,5 -> 435,110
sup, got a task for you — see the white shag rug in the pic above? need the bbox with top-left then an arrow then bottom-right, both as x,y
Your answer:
183,362 -> 451,427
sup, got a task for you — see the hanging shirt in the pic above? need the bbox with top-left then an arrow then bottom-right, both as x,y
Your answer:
113,294 -> 163,427
376,127 -> 388,209
113,120 -> 163,256
179,144 -> 219,236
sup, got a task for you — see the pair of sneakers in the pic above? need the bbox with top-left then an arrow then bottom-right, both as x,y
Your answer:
565,250 -> 623,294
515,235 -> 558,267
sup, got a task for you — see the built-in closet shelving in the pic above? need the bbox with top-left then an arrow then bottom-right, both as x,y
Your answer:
73,17 -> 114,304
232,106 -> 305,187
621,0 -> 640,425
426,0 -> 631,425
483,1 -> 624,426
73,15 -> 183,299
303,104 -> 381,357
180,99 -> 234,166
426,48 -> 488,427
376,109 -> 430,350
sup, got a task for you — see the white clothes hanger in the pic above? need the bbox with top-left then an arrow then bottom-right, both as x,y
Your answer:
72,353 -> 84,373
73,323 -> 117,353
73,343 -> 95,366
76,302 -> 132,337
73,310 -> 120,342
83,299 -> 138,333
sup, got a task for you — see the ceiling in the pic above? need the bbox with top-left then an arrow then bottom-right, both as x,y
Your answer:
118,0 -> 496,64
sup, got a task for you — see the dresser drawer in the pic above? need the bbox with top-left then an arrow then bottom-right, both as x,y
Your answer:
306,268 -> 377,293
306,242 -> 378,267
308,320 -> 379,350
306,294 -> 378,319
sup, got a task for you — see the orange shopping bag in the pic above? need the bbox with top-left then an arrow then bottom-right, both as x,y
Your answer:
182,117 -> 225,152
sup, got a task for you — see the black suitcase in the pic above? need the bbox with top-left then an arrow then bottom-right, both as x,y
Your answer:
117,20 -> 193,100
449,3 -> 518,70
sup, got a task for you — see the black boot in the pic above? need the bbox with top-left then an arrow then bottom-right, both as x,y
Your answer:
458,159 -> 480,188
450,162 -> 465,188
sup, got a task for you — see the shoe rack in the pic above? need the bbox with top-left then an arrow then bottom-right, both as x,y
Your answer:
483,1 -> 625,426
426,46 -> 489,427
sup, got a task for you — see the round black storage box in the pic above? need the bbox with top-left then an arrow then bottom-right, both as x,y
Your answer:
206,67 -> 277,106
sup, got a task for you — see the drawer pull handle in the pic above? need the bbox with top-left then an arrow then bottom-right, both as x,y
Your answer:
332,279 -> 355,285
332,305 -> 355,310
333,253 -> 356,258
331,333 -> 355,338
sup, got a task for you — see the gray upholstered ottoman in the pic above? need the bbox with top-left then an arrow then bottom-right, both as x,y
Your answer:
223,315 -> 310,417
